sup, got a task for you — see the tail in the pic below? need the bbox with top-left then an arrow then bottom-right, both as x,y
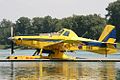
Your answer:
98,25 -> 116,43
98,25 -> 117,54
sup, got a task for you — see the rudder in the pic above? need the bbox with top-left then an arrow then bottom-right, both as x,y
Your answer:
98,25 -> 116,43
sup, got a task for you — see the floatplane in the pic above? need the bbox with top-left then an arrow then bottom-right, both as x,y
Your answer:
7,25 -> 117,60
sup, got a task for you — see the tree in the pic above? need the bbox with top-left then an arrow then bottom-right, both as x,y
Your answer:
42,16 -> 56,33
32,17 -> 44,34
32,16 -> 59,33
0,19 -> 14,45
15,17 -> 32,35
106,0 -> 120,42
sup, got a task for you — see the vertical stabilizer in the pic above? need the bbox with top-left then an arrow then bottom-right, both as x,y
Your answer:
98,25 -> 116,43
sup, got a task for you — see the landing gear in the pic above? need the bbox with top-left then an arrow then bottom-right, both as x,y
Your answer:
32,49 -> 43,57
32,49 -> 40,56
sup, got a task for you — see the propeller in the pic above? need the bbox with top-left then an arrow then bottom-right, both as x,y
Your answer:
10,26 -> 14,54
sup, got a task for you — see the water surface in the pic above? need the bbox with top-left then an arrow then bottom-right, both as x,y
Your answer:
0,62 -> 120,80
0,50 -> 120,80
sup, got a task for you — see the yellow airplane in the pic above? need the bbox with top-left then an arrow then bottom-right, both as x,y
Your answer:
7,25 -> 117,59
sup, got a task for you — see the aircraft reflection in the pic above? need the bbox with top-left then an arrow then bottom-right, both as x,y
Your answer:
10,62 -> 116,80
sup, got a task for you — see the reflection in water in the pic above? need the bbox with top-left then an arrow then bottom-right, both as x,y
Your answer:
3,62 -> 118,80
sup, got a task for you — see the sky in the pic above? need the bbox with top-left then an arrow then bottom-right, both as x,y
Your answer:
0,0 -> 117,22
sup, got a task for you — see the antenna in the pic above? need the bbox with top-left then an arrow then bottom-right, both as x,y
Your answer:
82,31 -> 88,37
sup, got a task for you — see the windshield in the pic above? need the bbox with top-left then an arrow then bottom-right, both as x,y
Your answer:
63,31 -> 70,36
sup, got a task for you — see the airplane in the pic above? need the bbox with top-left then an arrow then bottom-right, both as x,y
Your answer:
7,25 -> 117,59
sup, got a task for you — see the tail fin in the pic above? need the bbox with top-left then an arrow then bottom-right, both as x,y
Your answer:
98,25 -> 116,43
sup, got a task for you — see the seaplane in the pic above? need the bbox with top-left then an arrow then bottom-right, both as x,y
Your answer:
7,25 -> 117,60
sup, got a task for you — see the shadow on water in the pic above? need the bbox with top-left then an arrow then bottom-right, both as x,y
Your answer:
0,62 -> 120,80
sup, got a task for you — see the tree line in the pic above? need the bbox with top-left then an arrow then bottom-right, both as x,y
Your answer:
0,0 -> 120,48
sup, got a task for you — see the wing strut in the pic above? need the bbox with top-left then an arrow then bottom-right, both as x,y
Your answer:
40,48 -> 43,56
32,49 -> 40,56
32,48 -> 43,56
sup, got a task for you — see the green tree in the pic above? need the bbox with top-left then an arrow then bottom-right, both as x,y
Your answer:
32,16 -> 59,34
42,16 -> 56,33
32,17 -> 44,34
106,0 -> 120,42
15,17 -> 32,35
0,19 -> 13,45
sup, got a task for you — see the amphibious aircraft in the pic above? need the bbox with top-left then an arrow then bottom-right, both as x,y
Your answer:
7,25 -> 117,59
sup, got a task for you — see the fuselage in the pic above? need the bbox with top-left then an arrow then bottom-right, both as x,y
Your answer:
11,28 -> 117,54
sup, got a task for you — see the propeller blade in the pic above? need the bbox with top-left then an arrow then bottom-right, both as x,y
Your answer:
10,26 -> 14,54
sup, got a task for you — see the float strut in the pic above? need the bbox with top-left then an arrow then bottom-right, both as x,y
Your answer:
40,48 -> 43,56
33,49 -> 40,56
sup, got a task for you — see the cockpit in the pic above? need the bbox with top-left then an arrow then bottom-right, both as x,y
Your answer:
39,28 -> 78,38
57,29 -> 70,36
63,31 -> 70,36
58,28 -> 78,38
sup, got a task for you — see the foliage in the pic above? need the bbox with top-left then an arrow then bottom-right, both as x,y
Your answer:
15,17 -> 31,35
0,19 -> 13,45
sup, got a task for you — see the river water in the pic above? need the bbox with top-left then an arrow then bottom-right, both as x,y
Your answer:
0,50 -> 120,80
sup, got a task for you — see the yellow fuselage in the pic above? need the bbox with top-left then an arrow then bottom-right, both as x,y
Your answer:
12,33 -> 117,55
8,27 -> 117,59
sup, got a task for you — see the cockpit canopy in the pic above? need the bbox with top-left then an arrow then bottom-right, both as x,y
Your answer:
58,28 -> 78,38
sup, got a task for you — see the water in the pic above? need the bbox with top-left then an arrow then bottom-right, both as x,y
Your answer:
0,50 -> 120,80
0,62 -> 120,80
0,49 -> 120,59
